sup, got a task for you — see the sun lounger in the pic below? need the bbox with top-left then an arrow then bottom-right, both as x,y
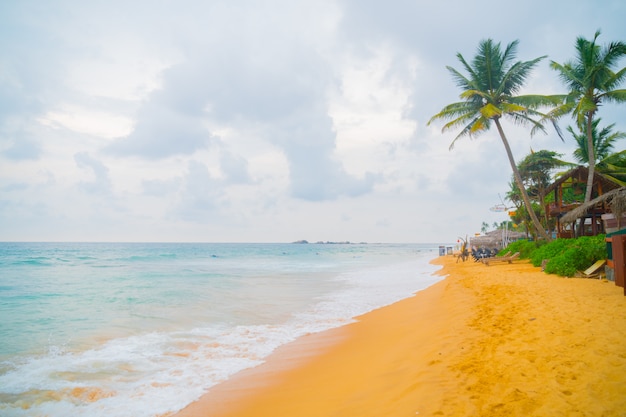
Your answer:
482,252 -> 520,266
479,250 -> 509,262
579,259 -> 606,278
472,248 -> 498,262
583,259 -> 606,276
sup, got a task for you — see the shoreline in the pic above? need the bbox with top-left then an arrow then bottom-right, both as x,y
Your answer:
173,255 -> 626,417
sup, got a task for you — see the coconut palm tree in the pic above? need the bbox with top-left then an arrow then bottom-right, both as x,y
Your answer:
548,30 -> 626,203
428,39 -> 560,241
597,152 -> 626,186
567,118 -> 625,164
567,118 -> 626,186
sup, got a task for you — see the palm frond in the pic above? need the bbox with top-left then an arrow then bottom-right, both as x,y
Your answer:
446,65 -> 473,91
601,40 -> 626,69
428,101 -> 479,125
600,88 -> 626,103
550,61 -> 583,91
542,99 -> 576,120
480,103 -> 504,118
606,66 -> 626,90
440,112 -> 481,134
453,54 -> 479,89
507,112 -> 548,134
448,116 -> 490,150
513,94 -> 565,110
500,57 -> 546,96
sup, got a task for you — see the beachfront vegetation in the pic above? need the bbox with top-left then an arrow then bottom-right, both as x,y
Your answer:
429,39 -> 562,241
536,236 -> 606,277
450,32 -> 626,242
505,188 -> 545,238
501,235 -> 606,277
497,238 -> 539,259
568,120 -> 626,186
517,150 -> 570,232
503,122 -> 626,237
546,30 -> 626,204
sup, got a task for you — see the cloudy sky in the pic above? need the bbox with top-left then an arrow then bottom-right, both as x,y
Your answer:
1,0 -> 625,243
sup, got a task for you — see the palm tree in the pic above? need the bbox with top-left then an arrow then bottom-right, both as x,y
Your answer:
567,118 -> 626,162
567,118 -> 626,186
428,39 -> 560,241
548,30 -> 626,203
598,152 -> 626,186
517,149 -> 569,228
518,150 -> 567,198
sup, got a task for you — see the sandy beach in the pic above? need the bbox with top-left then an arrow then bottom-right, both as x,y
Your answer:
173,255 -> 626,417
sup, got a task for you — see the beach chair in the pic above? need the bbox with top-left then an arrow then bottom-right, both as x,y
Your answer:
482,252 -> 520,266
472,248 -> 493,262
480,251 -> 509,262
576,259 -> 606,278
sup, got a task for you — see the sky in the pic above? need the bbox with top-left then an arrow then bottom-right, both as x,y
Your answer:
1,0 -> 625,243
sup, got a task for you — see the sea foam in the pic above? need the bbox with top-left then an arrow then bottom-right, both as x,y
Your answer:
0,243 -> 442,417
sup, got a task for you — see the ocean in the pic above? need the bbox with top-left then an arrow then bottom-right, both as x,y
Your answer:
0,242 -> 444,417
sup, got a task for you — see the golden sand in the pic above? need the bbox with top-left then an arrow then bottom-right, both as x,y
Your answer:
174,256 -> 626,417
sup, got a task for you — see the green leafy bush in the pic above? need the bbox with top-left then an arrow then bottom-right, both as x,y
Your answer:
497,239 -> 541,259
530,239 -> 572,267
531,235 -> 607,277
503,235 -> 607,277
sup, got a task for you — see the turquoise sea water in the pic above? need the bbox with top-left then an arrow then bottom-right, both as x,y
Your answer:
0,242 -> 443,417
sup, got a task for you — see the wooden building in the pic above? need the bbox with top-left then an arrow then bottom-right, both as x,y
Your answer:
545,166 -> 623,238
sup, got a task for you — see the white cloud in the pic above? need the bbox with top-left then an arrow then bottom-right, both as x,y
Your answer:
74,152 -> 112,194
40,106 -> 134,139
331,45 -> 419,178
1,0 -> 625,242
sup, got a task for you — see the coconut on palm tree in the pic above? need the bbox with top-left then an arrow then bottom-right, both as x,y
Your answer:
548,30 -> 626,203
428,39 -> 561,241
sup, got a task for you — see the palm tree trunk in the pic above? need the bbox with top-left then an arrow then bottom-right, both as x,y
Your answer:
495,118 -> 552,241
584,112 -> 596,204
540,192 -> 549,230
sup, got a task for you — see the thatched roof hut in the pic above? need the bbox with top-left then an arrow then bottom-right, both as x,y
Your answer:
470,230 -> 527,249
546,166 -> 624,238
544,166 -> 621,198
561,186 -> 626,224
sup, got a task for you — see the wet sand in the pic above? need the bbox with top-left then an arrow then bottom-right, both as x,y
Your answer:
174,255 -> 626,417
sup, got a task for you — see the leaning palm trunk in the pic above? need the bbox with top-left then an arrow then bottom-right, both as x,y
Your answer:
577,113 -> 597,236
495,119 -> 551,241
584,112 -> 597,203
429,38 -> 561,243
540,192 -> 550,234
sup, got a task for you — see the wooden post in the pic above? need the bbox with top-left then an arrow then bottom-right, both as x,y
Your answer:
610,235 -> 626,295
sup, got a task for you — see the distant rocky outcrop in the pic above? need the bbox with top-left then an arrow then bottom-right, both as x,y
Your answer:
292,240 -> 367,245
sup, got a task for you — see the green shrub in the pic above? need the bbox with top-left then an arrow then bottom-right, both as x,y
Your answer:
532,235 -> 606,277
498,239 -> 541,259
502,235 -> 607,277
543,246 -> 585,277
530,239 -> 571,267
